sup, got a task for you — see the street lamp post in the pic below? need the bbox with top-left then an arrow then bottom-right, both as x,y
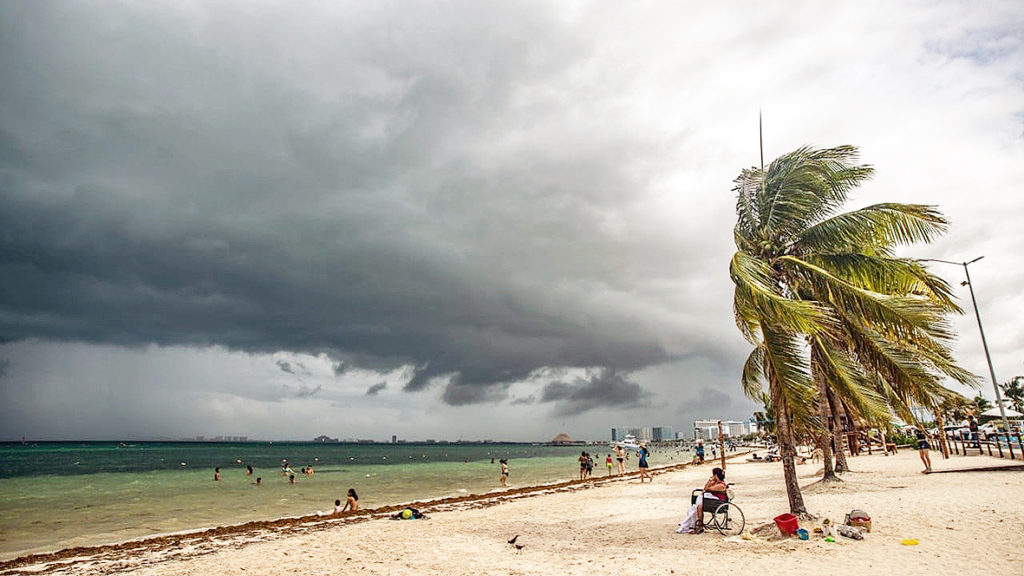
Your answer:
917,256 -> 1012,437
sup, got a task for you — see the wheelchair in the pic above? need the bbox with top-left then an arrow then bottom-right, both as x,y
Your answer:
691,484 -> 745,536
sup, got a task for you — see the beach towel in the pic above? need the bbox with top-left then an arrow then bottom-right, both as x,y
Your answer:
676,503 -> 699,533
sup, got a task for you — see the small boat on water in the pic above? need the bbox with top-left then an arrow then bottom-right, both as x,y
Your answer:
611,434 -> 643,451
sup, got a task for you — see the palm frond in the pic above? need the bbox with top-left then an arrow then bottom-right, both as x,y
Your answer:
741,346 -> 767,400
809,335 -> 889,423
731,252 -> 830,340
805,255 -> 963,313
780,255 -> 955,342
762,326 -> 817,426
795,203 -> 948,254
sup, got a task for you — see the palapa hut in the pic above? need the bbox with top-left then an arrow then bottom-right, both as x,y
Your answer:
550,432 -> 575,445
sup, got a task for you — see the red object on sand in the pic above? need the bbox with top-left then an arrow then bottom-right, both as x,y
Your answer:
774,513 -> 799,535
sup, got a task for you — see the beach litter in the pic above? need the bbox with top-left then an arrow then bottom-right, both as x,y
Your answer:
845,509 -> 872,532
750,521 -> 790,541
901,539 -> 919,546
836,524 -> 865,540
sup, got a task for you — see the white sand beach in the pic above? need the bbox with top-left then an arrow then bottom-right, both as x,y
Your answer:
7,450 -> 1023,576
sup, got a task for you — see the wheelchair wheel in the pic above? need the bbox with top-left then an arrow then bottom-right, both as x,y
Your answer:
711,502 -> 744,536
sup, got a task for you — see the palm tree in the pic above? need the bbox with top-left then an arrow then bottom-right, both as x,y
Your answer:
999,376 -> 1023,413
972,395 -> 992,414
731,145 -> 976,513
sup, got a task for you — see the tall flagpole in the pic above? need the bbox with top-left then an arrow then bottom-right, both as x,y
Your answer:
759,109 -> 764,170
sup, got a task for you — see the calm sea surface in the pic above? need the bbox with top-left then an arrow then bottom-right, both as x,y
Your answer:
0,441 -> 688,559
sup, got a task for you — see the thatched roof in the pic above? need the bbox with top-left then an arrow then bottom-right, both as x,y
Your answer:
551,432 -> 574,444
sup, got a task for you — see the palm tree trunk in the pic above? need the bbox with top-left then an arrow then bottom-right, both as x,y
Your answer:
935,411 -> 949,459
770,373 -> 807,515
825,386 -> 850,472
843,400 -> 860,456
811,346 -> 838,482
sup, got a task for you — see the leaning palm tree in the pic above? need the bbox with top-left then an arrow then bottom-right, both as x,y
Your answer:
731,145 -> 975,513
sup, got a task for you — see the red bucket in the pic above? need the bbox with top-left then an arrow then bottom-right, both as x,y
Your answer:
774,513 -> 799,535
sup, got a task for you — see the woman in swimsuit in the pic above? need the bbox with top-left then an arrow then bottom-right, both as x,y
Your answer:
614,445 -> 625,475
500,459 -> 509,487
916,430 -> 932,473
342,488 -> 359,512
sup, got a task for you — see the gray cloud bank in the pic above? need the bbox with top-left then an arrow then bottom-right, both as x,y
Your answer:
0,2 -> 723,413
1,1 -> 1022,439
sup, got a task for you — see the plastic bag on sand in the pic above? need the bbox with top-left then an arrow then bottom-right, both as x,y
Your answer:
837,524 -> 864,540
676,503 -> 699,534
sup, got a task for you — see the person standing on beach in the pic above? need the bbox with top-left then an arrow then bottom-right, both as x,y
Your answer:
500,459 -> 509,487
605,454 -> 613,476
578,451 -> 588,480
214,467 -> 221,481
916,429 -> 933,473
342,488 -> 359,512
614,445 -> 626,475
585,453 -> 594,478
637,443 -> 651,483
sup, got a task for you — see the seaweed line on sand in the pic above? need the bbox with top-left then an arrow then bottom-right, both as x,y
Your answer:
2,457 -> 740,575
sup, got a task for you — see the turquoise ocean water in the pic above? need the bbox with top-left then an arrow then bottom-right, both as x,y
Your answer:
0,441 -> 686,559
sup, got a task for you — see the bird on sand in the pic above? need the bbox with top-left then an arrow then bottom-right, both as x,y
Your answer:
514,544 -> 525,553
507,535 -> 519,545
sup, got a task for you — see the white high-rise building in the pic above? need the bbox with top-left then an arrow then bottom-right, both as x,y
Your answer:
693,419 -> 752,440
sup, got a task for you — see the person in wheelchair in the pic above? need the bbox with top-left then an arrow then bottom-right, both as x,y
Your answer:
692,467 -> 728,533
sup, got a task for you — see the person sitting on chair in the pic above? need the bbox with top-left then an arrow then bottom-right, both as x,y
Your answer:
692,467 -> 728,533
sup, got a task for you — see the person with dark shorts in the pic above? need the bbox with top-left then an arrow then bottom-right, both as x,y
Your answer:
916,429 -> 932,473
614,445 -> 625,475
637,443 -> 651,483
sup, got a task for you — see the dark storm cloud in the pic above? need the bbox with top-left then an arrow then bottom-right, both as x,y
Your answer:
539,368 -> 651,416
365,382 -> 387,396
679,386 -> 739,416
0,2 -> 721,406
441,376 -> 510,405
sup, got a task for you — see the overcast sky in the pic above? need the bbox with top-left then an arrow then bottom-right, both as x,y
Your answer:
1,1 -> 1022,442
